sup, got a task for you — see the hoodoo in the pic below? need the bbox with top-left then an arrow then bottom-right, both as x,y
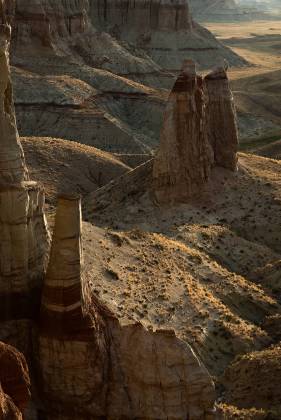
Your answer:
153,60 -> 213,203
38,195 -> 108,418
205,65 -> 239,171
39,194 -> 91,338
153,59 -> 239,203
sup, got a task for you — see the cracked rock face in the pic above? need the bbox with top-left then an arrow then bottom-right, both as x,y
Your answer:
205,66 -> 239,171
153,60 -> 213,204
38,195 -> 216,420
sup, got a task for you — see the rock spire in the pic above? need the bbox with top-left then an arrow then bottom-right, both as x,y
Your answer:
40,194 -> 92,339
205,65 -> 239,171
153,59 -> 213,203
153,59 -> 239,203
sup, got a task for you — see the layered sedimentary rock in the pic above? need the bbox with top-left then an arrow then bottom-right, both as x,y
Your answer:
91,0 -> 246,70
153,60 -> 213,203
39,195 -> 216,419
8,0 -> 91,53
205,66 -> 239,171
0,341 -> 31,419
0,13 -> 49,353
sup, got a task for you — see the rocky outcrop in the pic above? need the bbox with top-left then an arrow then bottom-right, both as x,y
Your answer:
153,60 -> 239,203
0,341 -> 31,419
38,195 -> 216,419
0,13 -> 49,353
153,60 -> 213,203
205,66 -> 239,171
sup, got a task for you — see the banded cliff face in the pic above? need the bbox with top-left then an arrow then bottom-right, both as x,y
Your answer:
38,196 -> 216,420
153,61 -> 238,203
0,12 -> 49,353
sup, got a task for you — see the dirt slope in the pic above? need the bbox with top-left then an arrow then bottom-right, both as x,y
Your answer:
21,137 -> 130,205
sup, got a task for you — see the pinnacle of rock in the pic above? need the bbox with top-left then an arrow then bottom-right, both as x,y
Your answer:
40,194 -> 92,339
153,59 -> 213,203
205,65 -> 239,171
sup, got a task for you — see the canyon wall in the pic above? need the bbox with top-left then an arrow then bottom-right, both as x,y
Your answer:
0,11 -> 50,355
90,0 -> 246,70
